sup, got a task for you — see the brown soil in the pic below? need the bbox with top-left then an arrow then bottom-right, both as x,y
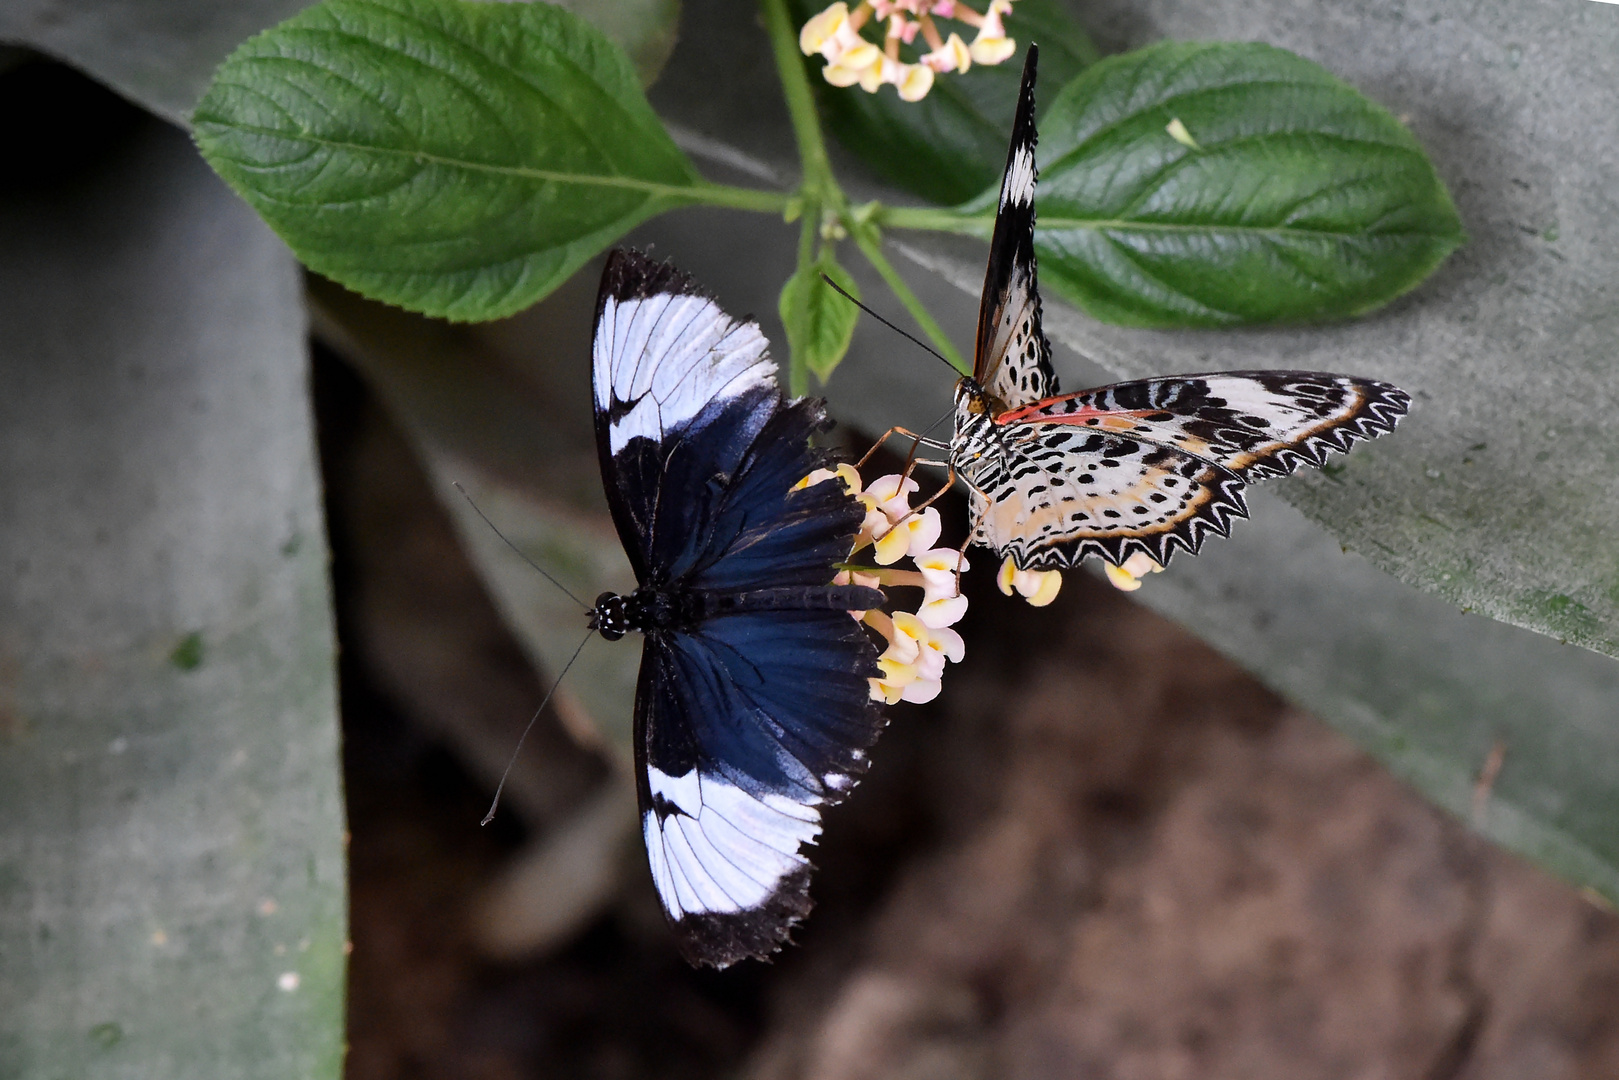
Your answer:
318,350 -> 1619,1080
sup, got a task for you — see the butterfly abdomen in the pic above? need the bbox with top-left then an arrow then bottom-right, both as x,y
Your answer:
592,584 -> 885,639
692,585 -> 884,616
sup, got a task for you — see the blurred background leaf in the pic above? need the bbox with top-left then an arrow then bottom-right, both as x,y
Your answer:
308,272 -> 647,959
193,0 -> 703,321
0,0 -> 315,123
0,0 -> 680,123
307,275 -> 642,761
0,103 -> 345,1076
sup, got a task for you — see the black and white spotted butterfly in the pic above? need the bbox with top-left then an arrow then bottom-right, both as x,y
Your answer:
587,249 -> 887,968
951,45 -> 1410,572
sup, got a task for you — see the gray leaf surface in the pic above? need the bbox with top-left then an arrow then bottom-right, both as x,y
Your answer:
307,276 -> 642,763
0,0 -> 678,124
1033,0 -> 1619,658
0,120 -> 344,1077
0,0 -> 315,123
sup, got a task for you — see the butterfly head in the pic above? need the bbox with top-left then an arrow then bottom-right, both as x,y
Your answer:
588,590 -> 631,641
954,376 -> 991,417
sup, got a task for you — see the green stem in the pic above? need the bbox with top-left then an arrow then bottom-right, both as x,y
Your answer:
201,123 -> 797,214
691,182 -> 797,214
760,0 -> 836,192
852,229 -> 970,375
876,204 -> 993,235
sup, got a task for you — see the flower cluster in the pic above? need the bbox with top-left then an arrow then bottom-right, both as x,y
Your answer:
798,465 -> 968,704
799,0 -> 1018,103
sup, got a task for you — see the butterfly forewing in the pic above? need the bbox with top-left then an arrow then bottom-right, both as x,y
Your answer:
1007,372 -> 1411,480
972,45 -> 1059,412
591,249 -> 886,968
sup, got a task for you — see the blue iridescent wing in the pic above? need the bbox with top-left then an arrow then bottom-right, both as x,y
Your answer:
591,249 -> 885,968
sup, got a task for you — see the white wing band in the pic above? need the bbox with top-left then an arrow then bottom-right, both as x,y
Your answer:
595,293 -> 775,455
644,767 -> 820,917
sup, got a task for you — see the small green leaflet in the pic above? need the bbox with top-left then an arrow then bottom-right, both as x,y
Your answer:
780,251 -> 861,385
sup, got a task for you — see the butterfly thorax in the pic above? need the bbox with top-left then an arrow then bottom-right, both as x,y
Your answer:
589,588 -> 696,641
951,378 -> 1012,479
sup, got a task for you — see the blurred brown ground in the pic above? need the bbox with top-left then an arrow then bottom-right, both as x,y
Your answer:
318,350 -> 1619,1080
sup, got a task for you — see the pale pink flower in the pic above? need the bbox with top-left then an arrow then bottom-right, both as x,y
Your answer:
996,554 -> 1062,606
1103,552 -> 1164,592
799,0 -> 1018,102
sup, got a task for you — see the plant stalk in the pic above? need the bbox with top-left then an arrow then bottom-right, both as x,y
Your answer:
852,229 -> 970,375
760,0 -> 837,193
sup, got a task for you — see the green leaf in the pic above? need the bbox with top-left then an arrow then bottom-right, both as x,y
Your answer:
795,0 -> 1098,205
193,0 -> 705,321
1030,41 -> 1464,326
0,117 -> 345,1077
780,249 -> 861,383
552,0 -> 682,87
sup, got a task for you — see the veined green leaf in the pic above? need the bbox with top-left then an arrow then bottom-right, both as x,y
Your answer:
780,250 -> 861,383
795,0 -> 1097,205
1030,41 -> 1464,326
193,0 -> 705,320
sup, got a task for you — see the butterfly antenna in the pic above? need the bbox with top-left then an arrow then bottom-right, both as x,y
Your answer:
452,481 -> 588,611
915,403 -> 956,446
481,627 -> 595,825
820,273 -> 962,377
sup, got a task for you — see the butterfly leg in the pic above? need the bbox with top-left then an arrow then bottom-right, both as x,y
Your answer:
949,466 -> 999,596
954,533 -> 974,595
855,426 -> 945,471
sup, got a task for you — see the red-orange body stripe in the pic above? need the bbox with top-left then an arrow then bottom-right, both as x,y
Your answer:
993,398 -> 1155,426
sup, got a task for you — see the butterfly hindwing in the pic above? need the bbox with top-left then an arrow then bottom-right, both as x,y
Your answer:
966,424 -> 1248,569
969,372 -> 1410,569
972,45 -> 1058,412
591,249 -> 886,968
637,602 -> 883,966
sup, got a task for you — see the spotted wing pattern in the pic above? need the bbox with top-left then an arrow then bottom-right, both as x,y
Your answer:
971,45 -> 1058,412
963,371 -> 1410,569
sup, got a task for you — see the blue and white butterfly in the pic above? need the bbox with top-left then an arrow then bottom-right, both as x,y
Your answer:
952,46 -> 1411,572
587,249 -> 887,968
